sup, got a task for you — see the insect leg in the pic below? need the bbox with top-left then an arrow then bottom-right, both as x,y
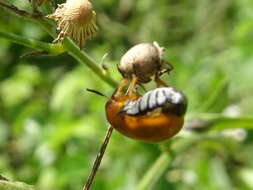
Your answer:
155,74 -> 168,87
126,75 -> 138,96
114,78 -> 129,97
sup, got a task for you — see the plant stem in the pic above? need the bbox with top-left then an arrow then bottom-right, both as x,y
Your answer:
0,180 -> 35,190
0,30 -> 64,55
0,1 -> 118,189
63,38 -> 118,88
0,1 -> 118,88
137,152 -> 171,190
136,135 -> 205,190
83,125 -> 114,190
1,4 -> 117,187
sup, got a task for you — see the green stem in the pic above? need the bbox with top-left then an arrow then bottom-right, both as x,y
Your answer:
0,1 -> 118,88
137,152 -> 171,190
63,38 -> 118,88
0,30 -> 64,54
137,135 -> 204,190
0,180 -> 35,190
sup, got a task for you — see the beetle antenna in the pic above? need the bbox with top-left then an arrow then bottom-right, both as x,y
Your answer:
86,88 -> 108,99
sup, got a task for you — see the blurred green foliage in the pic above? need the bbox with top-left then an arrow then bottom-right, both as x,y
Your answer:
0,0 -> 253,190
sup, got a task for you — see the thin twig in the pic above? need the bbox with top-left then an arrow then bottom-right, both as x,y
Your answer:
82,125 -> 114,190
0,1 -> 40,19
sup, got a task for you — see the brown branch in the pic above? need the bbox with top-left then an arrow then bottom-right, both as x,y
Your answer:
82,125 -> 114,190
0,1 -> 41,19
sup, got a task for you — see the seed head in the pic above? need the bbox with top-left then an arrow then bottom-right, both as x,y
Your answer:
48,0 -> 98,48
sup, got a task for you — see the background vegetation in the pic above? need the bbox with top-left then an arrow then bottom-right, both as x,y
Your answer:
0,0 -> 253,189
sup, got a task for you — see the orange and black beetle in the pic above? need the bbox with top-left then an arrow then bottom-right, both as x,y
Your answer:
105,85 -> 187,142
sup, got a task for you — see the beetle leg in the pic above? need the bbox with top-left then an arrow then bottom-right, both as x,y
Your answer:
126,75 -> 138,95
114,78 -> 129,98
155,74 -> 168,87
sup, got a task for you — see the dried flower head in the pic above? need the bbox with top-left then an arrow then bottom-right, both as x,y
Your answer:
48,0 -> 98,48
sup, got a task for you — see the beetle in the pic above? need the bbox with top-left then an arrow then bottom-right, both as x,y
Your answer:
118,42 -> 173,87
105,85 -> 187,142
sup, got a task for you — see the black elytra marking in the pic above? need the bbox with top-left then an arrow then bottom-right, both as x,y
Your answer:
120,87 -> 187,116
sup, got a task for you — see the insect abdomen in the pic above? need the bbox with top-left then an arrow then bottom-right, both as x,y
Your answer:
120,87 -> 187,116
